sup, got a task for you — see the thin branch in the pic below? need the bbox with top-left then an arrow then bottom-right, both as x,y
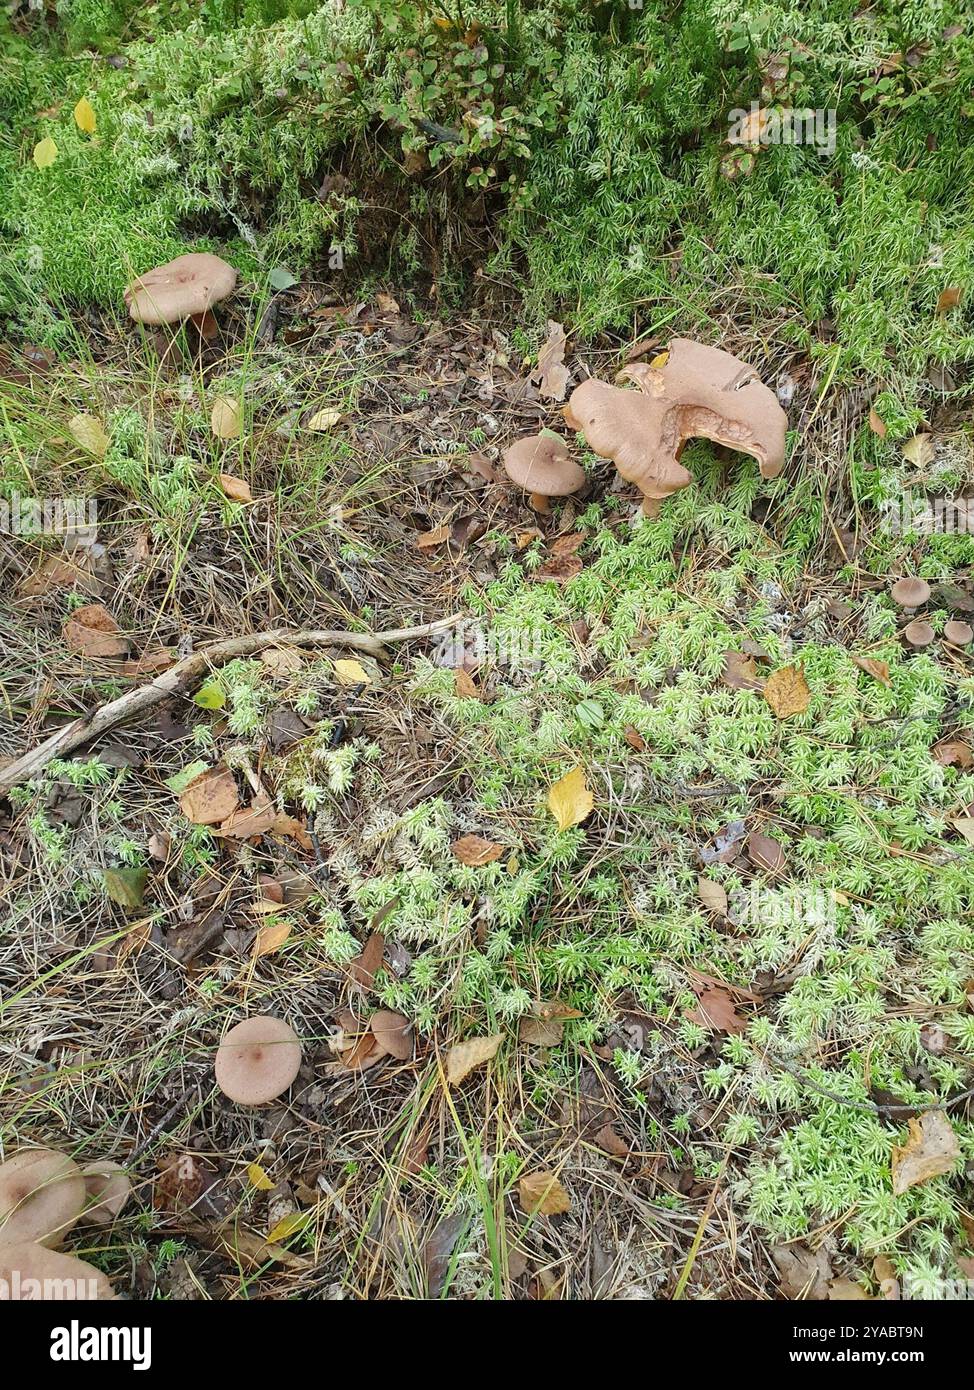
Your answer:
0,614 -> 463,796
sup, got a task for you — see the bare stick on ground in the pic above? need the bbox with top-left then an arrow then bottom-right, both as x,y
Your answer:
0,615 -> 463,796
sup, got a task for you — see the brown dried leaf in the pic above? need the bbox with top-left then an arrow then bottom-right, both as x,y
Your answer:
415,524 -> 450,550
534,553 -> 583,583
253,921 -> 292,957
932,739 -> 973,769
686,986 -> 747,1035
519,1015 -> 563,1047
219,472 -> 252,502
722,650 -> 764,692
63,602 -> 128,658
697,876 -> 728,915
901,433 -> 935,468
210,396 -> 241,439
532,320 -> 569,401
594,1125 -> 630,1159
347,931 -> 385,989
868,408 -> 887,438
891,1111 -> 960,1195
518,1170 -> 571,1216
623,725 -> 646,752
747,829 -> 787,876
451,833 -> 504,866
937,285 -> 962,315
764,665 -> 811,719
454,667 -> 480,698
771,1244 -> 832,1300
445,1033 -> 503,1085
178,764 -> 240,825
852,654 -> 891,686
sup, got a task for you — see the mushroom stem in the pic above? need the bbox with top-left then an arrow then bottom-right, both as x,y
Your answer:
529,492 -> 552,514
641,495 -> 663,519
189,309 -> 219,341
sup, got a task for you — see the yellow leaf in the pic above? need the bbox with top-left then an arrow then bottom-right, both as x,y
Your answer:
547,765 -> 594,831
253,921 -> 292,957
901,433 -> 935,469
266,1211 -> 310,1243
33,137 -> 58,169
763,665 -> 811,719
306,407 -> 342,431
73,98 -> 96,134
334,657 -> 370,685
247,1163 -> 274,1191
444,1033 -> 503,1085
67,413 -> 110,459
649,350 -> 670,369
518,1169 -> 571,1216
211,396 -> 242,439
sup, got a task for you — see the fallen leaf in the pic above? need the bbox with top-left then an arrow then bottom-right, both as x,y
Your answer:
891,1110 -> 959,1195
423,1211 -> 466,1297
73,97 -> 96,134
697,876 -> 728,915
117,916 -> 152,963
445,1033 -> 503,1085
518,1170 -> 571,1216
333,657 -> 371,686
266,1211 -> 310,1244
347,932 -> 385,989
686,986 -> 747,1034
371,1010 -> 413,1060
415,524 -> 450,550
534,553 -> 583,583
937,286 -> 962,315
19,555 -> 95,597
219,473 -> 252,502
261,647 -> 304,677
851,654 -> 891,686
210,396 -> 241,439
531,320 -> 569,401
623,725 -> 646,752
519,1016 -> 563,1046
868,408 -> 887,438
933,739 -> 973,768
901,433 -> 935,468
764,665 -> 811,719
952,818 -> 974,846
306,406 -> 342,431
722,650 -> 764,691
33,136 -> 58,168
247,1163 -> 274,1191
547,765 -> 594,832
178,764 -> 240,825
376,292 -> 400,315
700,818 -> 747,866
68,413 -> 110,459
193,680 -> 226,709
747,829 -> 787,875
218,796 -> 304,842
454,668 -> 479,698
771,1244 -> 832,1300
253,921 -> 292,957
63,602 -> 128,658
452,834 -> 504,866
103,867 -> 147,909
594,1124 -> 630,1158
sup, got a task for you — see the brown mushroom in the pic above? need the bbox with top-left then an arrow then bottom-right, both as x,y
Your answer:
0,1148 -> 85,1248
370,1010 -> 413,1061
502,431 -> 585,513
0,1241 -> 115,1299
944,620 -> 973,646
215,1015 -> 302,1106
903,619 -> 935,648
890,577 -> 931,612
81,1161 -> 131,1225
564,338 -> 787,516
124,252 -> 236,338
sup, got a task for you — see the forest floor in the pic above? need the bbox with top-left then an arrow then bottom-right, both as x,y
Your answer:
1,273 -> 974,1302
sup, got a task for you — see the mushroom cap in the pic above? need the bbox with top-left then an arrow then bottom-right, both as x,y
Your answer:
0,1241 -> 115,1300
0,1148 -> 85,1248
124,253 -> 237,325
944,620 -> 973,646
370,1010 -> 413,1061
890,577 -> 931,608
81,1161 -> 131,1225
215,1016 -> 302,1105
903,619 -> 935,648
502,432 -> 585,498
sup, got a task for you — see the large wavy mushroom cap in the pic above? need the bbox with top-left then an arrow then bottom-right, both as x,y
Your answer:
0,1241 -> 115,1300
565,338 -> 787,515
0,1149 -> 86,1249
124,253 -> 236,326
215,1016 -> 302,1106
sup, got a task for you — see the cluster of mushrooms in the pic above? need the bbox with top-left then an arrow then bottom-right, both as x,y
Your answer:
0,1148 -> 130,1299
502,337 -> 788,517
890,577 -> 973,649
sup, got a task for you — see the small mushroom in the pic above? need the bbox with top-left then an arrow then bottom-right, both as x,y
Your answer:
564,338 -> 787,516
124,252 -> 236,338
0,1148 -> 85,1248
944,619 -> 973,646
215,1015 -> 302,1106
890,577 -> 931,613
502,431 -> 585,513
903,619 -> 935,648
81,1161 -> 131,1225
0,1241 -> 115,1299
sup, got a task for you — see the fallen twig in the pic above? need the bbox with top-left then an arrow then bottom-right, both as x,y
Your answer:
0,614 -> 464,796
